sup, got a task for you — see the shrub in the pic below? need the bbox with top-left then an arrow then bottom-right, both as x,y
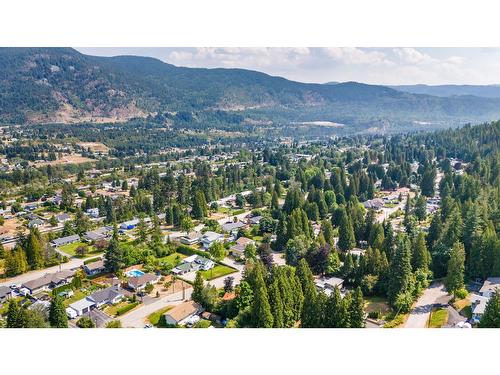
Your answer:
76,316 -> 95,328
116,301 -> 139,316
383,314 -> 405,328
368,310 -> 382,319
454,288 -> 468,300
105,320 -> 122,328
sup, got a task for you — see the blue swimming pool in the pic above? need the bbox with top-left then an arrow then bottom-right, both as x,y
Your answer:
126,269 -> 145,278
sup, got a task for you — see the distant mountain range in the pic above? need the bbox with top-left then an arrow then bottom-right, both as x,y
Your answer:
388,84 -> 500,98
2,47 -> 500,133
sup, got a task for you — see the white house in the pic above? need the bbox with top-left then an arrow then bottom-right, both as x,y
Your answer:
162,301 -> 202,326
180,231 -> 203,245
470,293 -> 490,323
479,277 -> 500,298
200,231 -> 224,250
67,298 -> 95,317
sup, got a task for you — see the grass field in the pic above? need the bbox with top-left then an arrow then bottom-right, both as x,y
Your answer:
147,305 -> 174,326
59,241 -> 97,258
365,296 -> 391,319
200,264 -> 237,280
157,253 -> 186,267
428,307 -> 448,328
453,296 -> 472,318
104,301 -> 138,317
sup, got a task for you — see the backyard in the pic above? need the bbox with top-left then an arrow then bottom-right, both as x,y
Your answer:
157,252 -> 186,268
200,264 -> 237,280
58,241 -> 98,258
147,305 -> 173,326
104,300 -> 139,317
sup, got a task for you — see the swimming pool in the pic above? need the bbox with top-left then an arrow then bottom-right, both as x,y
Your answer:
126,269 -> 145,278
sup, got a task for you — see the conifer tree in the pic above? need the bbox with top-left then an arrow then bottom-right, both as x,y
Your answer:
349,287 -> 365,328
445,241 -> 466,296
49,295 -> 68,328
387,234 -> 413,307
192,272 -> 204,304
412,232 -> 431,272
478,292 -> 500,328
337,207 -> 355,251
268,279 -> 284,328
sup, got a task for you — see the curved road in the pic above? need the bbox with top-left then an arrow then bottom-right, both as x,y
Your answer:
404,281 -> 451,328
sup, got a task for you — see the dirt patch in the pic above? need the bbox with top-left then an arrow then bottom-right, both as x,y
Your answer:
0,217 -> 24,237
32,154 -> 94,167
78,142 -> 110,154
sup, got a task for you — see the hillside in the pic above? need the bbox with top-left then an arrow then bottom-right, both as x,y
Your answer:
388,84 -> 500,98
2,48 -> 500,132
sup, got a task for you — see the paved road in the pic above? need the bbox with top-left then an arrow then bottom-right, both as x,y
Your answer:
404,281 -> 451,328
0,257 -> 86,288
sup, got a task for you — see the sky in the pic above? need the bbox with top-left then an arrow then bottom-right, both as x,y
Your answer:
76,47 -> 500,85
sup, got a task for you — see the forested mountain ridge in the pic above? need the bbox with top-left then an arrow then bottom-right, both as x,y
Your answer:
3,47 -> 500,132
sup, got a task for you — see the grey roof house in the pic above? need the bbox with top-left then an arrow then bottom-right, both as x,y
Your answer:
51,234 -> 80,247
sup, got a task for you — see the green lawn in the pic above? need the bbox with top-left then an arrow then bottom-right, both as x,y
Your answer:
157,253 -> 186,267
63,290 -> 87,307
365,296 -> 391,319
147,305 -> 173,326
428,308 -> 448,328
200,264 -> 237,280
104,300 -> 138,317
58,241 -> 97,258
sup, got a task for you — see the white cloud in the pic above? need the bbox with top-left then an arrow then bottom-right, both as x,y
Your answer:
323,47 -> 393,65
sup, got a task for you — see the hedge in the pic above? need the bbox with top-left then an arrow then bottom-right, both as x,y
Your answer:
176,244 -> 208,257
84,257 -> 102,265
116,301 -> 139,316
51,283 -> 73,296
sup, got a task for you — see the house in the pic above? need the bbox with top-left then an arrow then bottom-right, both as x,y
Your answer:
180,231 -> 203,245
83,226 -> 112,242
55,213 -> 71,223
247,215 -> 262,225
470,293 -> 490,323
222,292 -> 236,301
50,234 -> 80,248
22,269 -> 75,295
83,259 -> 106,276
221,221 -> 247,234
127,273 -> 160,291
162,301 -> 203,326
28,218 -> 44,228
230,237 -> 255,258
479,277 -> 500,298
87,285 -> 125,307
201,311 -> 222,324
200,231 -> 224,250
363,198 -> 384,210
67,298 -> 95,317
120,219 -> 140,230
86,208 -> 100,218
315,276 -> 345,296
0,286 -> 11,304
172,255 -> 215,274
348,248 -> 366,257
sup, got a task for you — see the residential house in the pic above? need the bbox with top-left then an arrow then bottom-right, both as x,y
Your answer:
55,213 -> 71,223
67,298 -> 95,317
22,269 -> 75,295
470,293 -> 490,323
162,301 -> 203,326
83,226 -> 112,242
0,286 -> 11,304
247,216 -> 262,225
83,259 -> 106,276
180,231 -> 203,246
127,273 -> 160,291
28,218 -> 44,228
200,231 -> 224,250
86,208 -> 100,218
87,285 -> 125,308
172,255 -> 215,274
221,221 -> 247,234
230,237 -> 255,258
315,276 -> 345,296
363,198 -> 384,210
50,234 -> 80,248
479,277 -> 500,298
348,248 -> 366,257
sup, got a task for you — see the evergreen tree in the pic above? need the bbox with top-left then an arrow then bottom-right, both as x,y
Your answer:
104,229 -> 123,273
412,232 -> 431,272
337,207 -> 355,251
445,242 -> 466,296
137,216 -> 148,242
268,279 -> 284,328
478,292 -> 500,328
49,295 -> 68,328
6,299 -> 22,328
250,262 -> 273,328
349,287 -> 365,328
192,191 -> 208,219
24,228 -> 45,269
387,234 -> 413,308
192,272 -> 204,304
414,194 -> 427,221
297,259 -> 317,327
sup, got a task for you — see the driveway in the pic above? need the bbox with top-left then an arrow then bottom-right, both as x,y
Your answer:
119,288 -> 193,328
404,281 -> 451,328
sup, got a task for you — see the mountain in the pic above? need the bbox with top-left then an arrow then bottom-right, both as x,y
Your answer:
389,84 -> 500,98
2,47 -> 500,133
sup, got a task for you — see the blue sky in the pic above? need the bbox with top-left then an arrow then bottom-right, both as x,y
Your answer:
76,47 -> 500,85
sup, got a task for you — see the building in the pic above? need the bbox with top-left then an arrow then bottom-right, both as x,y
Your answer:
28,218 -> 44,228
127,273 -> 160,291
221,221 -> 247,234
67,298 -> 95,317
22,270 -> 75,295
315,276 -> 345,296
200,231 -> 224,250
162,301 -> 203,326
172,255 -> 215,274
230,237 -> 255,258
180,231 -> 203,245
120,219 -> 140,230
50,234 -> 80,248
479,277 -> 500,298
86,208 -> 100,218
55,213 -> 71,223
363,198 -> 384,210
0,286 -> 11,304
83,226 -> 112,242
247,216 -> 262,225
83,259 -> 106,276
87,285 -> 125,308
470,293 -> 490,323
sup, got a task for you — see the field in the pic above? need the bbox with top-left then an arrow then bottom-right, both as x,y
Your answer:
77,142 -> 110,153
365,296 -> 391,319
58,241 -> 98,257
104,301 -> 138,317
157,252 -> 186,267
33,153 -> 94,167
200,264 -> 237,280
453,297 -> 472,318
428,307 -> 448,328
